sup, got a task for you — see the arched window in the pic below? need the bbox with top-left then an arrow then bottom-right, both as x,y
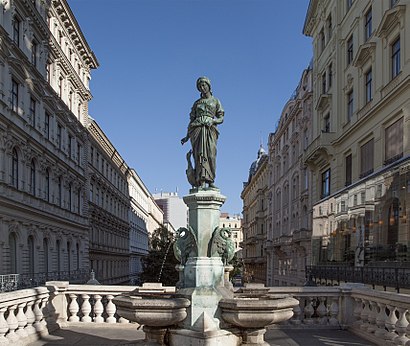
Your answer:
12,148 -> 18,188
9,232 -> 17,273
28,235 -> 35,275
45,169 -> 50,202
43,238 -> 49,273
30,159 -> 36,195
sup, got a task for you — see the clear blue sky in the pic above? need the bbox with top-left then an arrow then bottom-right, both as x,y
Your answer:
68,0 -> 312,215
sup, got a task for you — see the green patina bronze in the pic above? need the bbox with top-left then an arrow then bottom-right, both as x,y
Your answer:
181,77 -> 224,189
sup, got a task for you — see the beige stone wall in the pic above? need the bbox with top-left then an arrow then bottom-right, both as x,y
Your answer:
304,0 -> 410,267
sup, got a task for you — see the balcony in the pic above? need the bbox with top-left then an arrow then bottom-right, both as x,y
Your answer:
0,281 -> 405,345
304,132 -> 336,168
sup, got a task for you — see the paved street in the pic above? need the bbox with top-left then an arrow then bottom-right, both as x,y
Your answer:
28,324 -> 376,346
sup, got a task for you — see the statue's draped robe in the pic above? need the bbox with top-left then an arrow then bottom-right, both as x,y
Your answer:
187,96 -> 224,186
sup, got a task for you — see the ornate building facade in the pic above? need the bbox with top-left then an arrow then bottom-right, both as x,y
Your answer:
303,0 -> 410,270
0,0 -> 97,284
127,169 -> 163,284
219,213 -> 243,253
87,119 -> 131,284
266,66 -> 314,286
241,146 -> 269,283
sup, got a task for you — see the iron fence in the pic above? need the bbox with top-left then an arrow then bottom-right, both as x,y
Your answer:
306,264 -> 410,292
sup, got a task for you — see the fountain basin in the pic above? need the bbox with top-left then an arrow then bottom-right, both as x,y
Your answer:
219,295 -> 299,329
113,295 -> 190,327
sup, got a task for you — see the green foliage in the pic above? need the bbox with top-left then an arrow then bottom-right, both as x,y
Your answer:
229,253 -> 243,279
139,225 -> 179,286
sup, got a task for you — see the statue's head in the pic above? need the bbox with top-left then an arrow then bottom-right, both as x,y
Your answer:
196,76 -> 211,93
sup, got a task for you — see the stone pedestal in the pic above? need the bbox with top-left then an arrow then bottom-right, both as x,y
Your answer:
169,189 -> 238,345
183,188 -> 226,257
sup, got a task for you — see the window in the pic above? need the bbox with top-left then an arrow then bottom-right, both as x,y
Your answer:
11,79 -> 18,113
46,62 -> 51,82
68,91 -> 73,111
29,97 -> 36,126
385,118 -> 403,165
323,113 -> 330,132
30,159 -> 36,195
45,112 -> 50,139
365,8 -> 372,41
68,183 -> 72,211
328,63 -> 333,89
12,148 -> 18,189
347,90 -> 353,121
360,139 -> 374,178
58,177 -> 62,207
347,36 -> 353,65
345,154 -> 352,186
31,40 -> 37,66
58,77 -> 63,98
347,0 -> 353,11
77,143 -> 81,165
392,37 -> 400,79
57,124 -> 62,149
68,134 -> 73,158
12,17 -> 20,46
89,183 -> 93,201
77,102 -> 82,117
327,14 -> 332,39
391,0 -> 399,8
320,28 -> 325,52
322,71 -> 327,93
321,169 -> 331,198
77,188 -> 81,214
365,69 -> 372,103
45,169 -> 50,202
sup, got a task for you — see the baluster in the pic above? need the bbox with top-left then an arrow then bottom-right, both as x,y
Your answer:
316,297 -> 328,325
360,299 -> 370,331
329,296 -> 339,327
80,294 -> 92,322
68,294 -> 80,322
118,316 -> 129,324
291,296 -> 302,325
353,297 -> 363,327
25,300 -> 36,336
41,297 -> 50,330
374,302 -> 388,338
15,302 -> 28,338
367,300 -> 378,334
0,307 -> 9,343
6,304 -> 19,342
385,305 -> 398,343
394,307 -> 409,345
303,297 -> 314,325
106,295 -> 117,323
93,295 -> 104,323
33,298 -> 45,333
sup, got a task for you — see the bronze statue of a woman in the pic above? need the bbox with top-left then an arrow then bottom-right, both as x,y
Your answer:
181,77 -> 224,189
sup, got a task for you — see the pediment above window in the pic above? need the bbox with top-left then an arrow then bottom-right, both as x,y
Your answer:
376,5 -> 406,38
353,42 -> 376,67
316,93 -> 331,111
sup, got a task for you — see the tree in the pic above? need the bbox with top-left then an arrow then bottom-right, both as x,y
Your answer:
139,225 -> 179,286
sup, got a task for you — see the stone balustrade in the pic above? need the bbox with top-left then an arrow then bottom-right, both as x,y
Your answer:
0,281 -> 408,345
0,286 -> 52,345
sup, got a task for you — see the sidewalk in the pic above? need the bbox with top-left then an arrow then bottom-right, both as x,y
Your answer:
29,324 -> 376,346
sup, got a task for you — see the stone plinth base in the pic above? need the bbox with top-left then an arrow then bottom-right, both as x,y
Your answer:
169,327 -> 240,346
184,257 -> 224,288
